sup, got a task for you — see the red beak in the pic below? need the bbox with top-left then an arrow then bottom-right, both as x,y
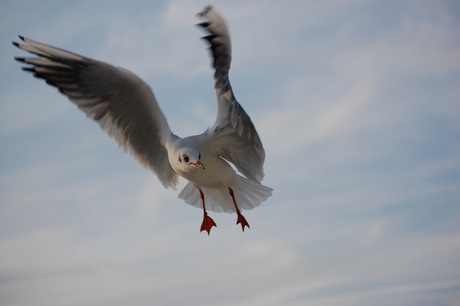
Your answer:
192,161 -> 205,169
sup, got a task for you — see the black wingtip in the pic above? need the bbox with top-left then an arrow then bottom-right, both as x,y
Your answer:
202,34 -> 218,42
197,5 -> 213,17
14,57 -> 26,63
197,21 -> 211,28
46,79 -> 58,87
18,35 -> 25,41
21,67 -> 35,73
12,41 -> 19,48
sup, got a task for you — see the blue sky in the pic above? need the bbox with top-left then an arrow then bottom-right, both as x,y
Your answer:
1,0 -> 459,305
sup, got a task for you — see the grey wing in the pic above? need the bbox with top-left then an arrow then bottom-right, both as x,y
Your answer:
13,36 -> 179,190
197,7 -> 266,182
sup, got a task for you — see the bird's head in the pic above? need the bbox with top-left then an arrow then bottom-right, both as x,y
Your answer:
175,148 -> 205,172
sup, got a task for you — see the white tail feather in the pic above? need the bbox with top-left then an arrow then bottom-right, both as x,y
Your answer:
178,176 -> 272,214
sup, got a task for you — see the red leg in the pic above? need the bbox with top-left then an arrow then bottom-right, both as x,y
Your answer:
199,189 -> 216,235
228,188 -> 250,232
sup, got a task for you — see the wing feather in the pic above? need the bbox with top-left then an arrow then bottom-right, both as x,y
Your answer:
197,7 -> 266,182
14,36 -> 178,189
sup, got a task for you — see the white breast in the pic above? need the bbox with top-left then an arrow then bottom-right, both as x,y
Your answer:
184,152 -> 238,188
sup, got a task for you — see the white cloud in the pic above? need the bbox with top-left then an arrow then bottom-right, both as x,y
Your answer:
0,86 -> 70,136
258,76 -> 373,158
0,1 -> 459,305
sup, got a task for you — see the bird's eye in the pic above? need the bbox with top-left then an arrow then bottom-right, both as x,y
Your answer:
183,155 -> 189,163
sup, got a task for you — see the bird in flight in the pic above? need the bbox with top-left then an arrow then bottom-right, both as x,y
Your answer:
13,6 -> 272,235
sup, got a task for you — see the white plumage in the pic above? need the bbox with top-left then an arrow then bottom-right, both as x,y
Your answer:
13,6 -> 272,234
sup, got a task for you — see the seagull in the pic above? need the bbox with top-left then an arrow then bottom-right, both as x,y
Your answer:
13,6 -> 272,235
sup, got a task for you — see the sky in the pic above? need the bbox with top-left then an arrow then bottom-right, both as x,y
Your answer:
0,0 -> 459,305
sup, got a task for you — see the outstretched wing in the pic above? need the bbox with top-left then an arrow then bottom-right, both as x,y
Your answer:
197,6 -> 266,182
13,36 -> 178,190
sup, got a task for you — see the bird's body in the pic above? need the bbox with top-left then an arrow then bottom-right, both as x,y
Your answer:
168,135 -> 237,188
13,6 -> 272,234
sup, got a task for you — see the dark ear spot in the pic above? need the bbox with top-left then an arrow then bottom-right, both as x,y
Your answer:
178,156 -> 182,163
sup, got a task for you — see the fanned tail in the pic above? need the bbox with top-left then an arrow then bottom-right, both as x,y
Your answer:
178,176 -> 272,214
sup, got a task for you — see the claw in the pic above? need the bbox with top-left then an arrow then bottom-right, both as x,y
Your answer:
199,189 -> 216,235
236,213 -> 250,232
200,214 -> 217,235
228,187 -> 250,232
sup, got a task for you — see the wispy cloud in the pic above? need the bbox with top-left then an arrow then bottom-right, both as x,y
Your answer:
0,1 -> 459,305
